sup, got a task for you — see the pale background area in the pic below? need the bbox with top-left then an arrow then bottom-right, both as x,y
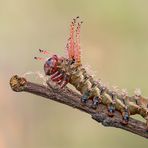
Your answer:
0,0 -> 148,148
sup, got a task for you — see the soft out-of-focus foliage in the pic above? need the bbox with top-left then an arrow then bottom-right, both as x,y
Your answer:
1,0 -> 148,148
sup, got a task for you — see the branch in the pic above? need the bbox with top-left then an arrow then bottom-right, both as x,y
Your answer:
9,75 -> 148,139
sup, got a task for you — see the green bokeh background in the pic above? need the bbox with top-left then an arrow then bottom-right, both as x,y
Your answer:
1,0 -> 148,147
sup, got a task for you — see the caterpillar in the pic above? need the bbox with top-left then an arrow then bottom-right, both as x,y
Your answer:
35,17 -> 148,130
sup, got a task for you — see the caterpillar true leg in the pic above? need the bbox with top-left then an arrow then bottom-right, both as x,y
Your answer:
51,72 -> 64,81
60,75 -> 69,88
50,71 -> 60,80
50,70 -> 69,88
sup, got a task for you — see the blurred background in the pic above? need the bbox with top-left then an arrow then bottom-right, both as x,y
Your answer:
1,0 -> 148,147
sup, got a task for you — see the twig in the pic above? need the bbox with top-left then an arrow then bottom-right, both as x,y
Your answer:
9,75 -> 148,139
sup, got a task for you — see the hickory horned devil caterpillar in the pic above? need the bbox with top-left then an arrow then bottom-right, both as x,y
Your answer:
34,16 -> 148,130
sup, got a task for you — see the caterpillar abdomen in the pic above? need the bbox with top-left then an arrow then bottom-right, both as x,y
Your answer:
57,58 -> 148,127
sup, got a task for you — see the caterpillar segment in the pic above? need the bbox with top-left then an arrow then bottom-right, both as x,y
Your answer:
35,17 -> 148,131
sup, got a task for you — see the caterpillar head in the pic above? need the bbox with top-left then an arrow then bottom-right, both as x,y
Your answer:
44,55 -> 59,75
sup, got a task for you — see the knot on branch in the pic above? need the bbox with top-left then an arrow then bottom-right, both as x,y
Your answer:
10,75 -> 27,92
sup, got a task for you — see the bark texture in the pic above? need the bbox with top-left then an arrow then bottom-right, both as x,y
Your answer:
9,75 -> 148,139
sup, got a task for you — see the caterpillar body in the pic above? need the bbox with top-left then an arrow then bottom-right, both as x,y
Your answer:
35,17 -> 148,130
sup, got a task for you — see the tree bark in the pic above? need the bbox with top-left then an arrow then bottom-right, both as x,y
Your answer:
9,75 -> 148,139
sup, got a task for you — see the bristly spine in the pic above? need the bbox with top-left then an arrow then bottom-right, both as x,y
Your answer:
35,17 -> 148,131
